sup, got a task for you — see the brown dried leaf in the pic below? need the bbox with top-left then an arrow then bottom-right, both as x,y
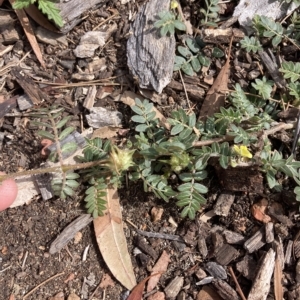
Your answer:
9,0 -> 46,69
127,273 -> 162,300
251,198 -> 271,223
274,255 -> 283,300
199,35 -> 233,121
24,4 -> 59,32
93,187 -> 136,290
147,250 -> 170,292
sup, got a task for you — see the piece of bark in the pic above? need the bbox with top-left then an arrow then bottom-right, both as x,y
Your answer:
134,236 -> 157,260
215,244 -> 239,266
212,279 -> 239,300
205,262 -> 227,280
211,231 -> 224,256
164,276 -> 183,299
83,85 -> 97,109
265,222 -> 274,243
236,254 -> 257,281
0,95 -> 17,118
244,227 -> 265,253
296,259 -> 300,283
127,0 -> 175,93
33,172 -> 54,200
214,192 -> 235,216
17,94 -> 34,111
11,67 -> 49,104
56,0 -> 107,33
199,35 -> 233,121
197,285 -> 223,300
258,50 -> 286,89
285,240 -> 294,265
223,230 -> 245,245
267,206 -> 293,227
49,214 -> 93,254
202,28 -> 245,44
197,237 -> 208,258
46,131 -> 86,159
247,248 -> 275,300
168,80 -> 205,99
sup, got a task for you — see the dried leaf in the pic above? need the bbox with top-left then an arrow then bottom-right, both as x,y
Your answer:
121,91 -> 170,130
274,255 -> 283,300
251,198 -> 271,223
24,4 -> 59,32
147,250 -> 170,292
9,0 -> 46,69
199,35 -> 233,121
93,187 -> 136,290
127,273 -> 162,300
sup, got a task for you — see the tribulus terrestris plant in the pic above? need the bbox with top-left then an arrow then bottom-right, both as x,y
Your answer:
3,83 -> 300,220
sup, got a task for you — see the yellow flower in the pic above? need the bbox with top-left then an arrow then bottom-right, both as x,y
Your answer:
233,145 -> 252,159
170,0 -> 178,9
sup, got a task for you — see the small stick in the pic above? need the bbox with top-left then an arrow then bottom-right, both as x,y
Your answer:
89,280 -> 102,300
228,266 -> 247,300
21,251 -> 28,270
23,272 -> 64,299
178,69 -> 191,109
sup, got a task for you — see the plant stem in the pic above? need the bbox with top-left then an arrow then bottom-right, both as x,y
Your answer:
0,160 -> 109,181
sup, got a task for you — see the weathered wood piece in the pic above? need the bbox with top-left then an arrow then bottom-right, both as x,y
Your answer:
83,85 -> 97,110
236,254 -> 256,280
212,279 -> 240,300
205,262 -> 227,280
258,50 -> 286,89
244,227 -> 265,253
57,0 -> 107,33
247,248 -> 275,300
164,276 -> 184,299
11,67 -> 49,104
17,94 -> 34,111
285,240 -> 294,265
223,230 -> 245,245
168,80 -> 205,99
265,222 -> 274,243
215,244 -> 239,266
214,192 -> 235,216
197,236 -> 208,258
49,214 -> 93,254
134,236 -> 157,260
46,131 -> 86,159
127,0 -> 175,93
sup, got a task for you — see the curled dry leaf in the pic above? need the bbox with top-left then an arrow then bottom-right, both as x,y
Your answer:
251,198 -> 271,223
127,273 -> 162,300
147,250 -> 170,292
151,207 -> 164,223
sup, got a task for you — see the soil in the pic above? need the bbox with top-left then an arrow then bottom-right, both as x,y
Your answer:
1,0 -> 300,300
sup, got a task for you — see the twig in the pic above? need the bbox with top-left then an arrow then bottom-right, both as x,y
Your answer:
178,69 -> 191,109
193,122 -> 295,147
93,12 -> 120,31
23,272 -> 64,299
88,280 -> 102,300
136,228 -> 185,242
21,251 -> 28,270
228,266 -> 247,300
